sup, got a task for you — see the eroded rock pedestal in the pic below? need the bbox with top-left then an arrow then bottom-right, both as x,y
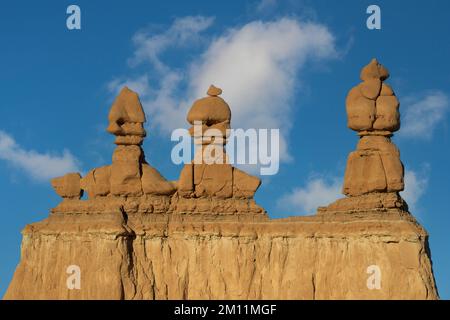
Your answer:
4,74 -> 439,300
176,85 -> 264,215
321,59 -> 407,213
5,210 -> 437,299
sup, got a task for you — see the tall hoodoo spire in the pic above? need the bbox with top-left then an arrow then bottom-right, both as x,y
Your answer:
107,86 -> 147,146
51,87 -> 176,202
343,59 -> 404,198
178,85 -> 262,203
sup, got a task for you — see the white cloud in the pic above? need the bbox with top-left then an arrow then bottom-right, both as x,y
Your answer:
189,19 -> 337,161
256,0 -> 277,13
277,166 -> 429,215
108,16 -> 214,133
277,176 -> 342,215
0,130 -> 81,182
109,70 -> 185,133
401,168 -> 429,211
108,74 -> 151,96
129,16 -> 214,72
110,17 -> 338,169
401,91 -> 449,139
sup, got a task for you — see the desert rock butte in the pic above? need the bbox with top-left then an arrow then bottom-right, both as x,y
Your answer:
4,60 -> 439,300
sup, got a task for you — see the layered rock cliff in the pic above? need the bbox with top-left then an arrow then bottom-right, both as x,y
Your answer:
5,206 -> 437,299
4,61 -> 439,300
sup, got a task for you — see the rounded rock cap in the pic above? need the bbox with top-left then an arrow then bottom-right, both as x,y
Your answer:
207,85 -> 222,96
360,58 -> 390,81
187,85 -> 231,125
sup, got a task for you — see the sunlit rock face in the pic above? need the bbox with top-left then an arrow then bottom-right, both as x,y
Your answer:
4,69 -> 439,300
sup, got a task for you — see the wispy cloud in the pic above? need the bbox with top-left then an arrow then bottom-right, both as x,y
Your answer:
129,16 -> 214,72
256,0 -> 278,13
400,167 -> 429,212
0,130 -> 81,182
109,16 -> 338,170
400,91 -> 449,139
277,176 -> 342,215
108,74 -> 151,97
277,166 -> 429,215
189,18 -> 337,162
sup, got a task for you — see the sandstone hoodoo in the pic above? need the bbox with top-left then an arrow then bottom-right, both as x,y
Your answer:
4,62 -> 438,300
57,86 -> 177,212
177,85 -> 264,215
346,59 -> 402,194
320,59 -> 406,213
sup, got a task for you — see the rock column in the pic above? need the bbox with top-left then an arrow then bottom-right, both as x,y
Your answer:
178,85 -> 261,200
343,59 -> 404,197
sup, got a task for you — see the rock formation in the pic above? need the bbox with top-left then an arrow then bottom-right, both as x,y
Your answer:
319,59 -> 407,213
51,87 -> 176,215
176,85 -> 264,214
87,86 -> 176,198
4,63 -> 439,300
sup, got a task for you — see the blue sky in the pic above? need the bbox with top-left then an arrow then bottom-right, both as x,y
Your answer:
0,0 -> 449,298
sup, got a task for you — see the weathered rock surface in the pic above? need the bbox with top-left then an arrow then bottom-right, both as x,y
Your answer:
81,87 -> 176,199
180,86 -> 261,200
4,209 -> 438,300
51,173 -> 83,199
4,72 -> 439,300
343,59 -> 404,196
347,58 -> 399,133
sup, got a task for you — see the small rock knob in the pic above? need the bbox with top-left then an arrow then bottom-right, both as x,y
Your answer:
207,85 -> 222,96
